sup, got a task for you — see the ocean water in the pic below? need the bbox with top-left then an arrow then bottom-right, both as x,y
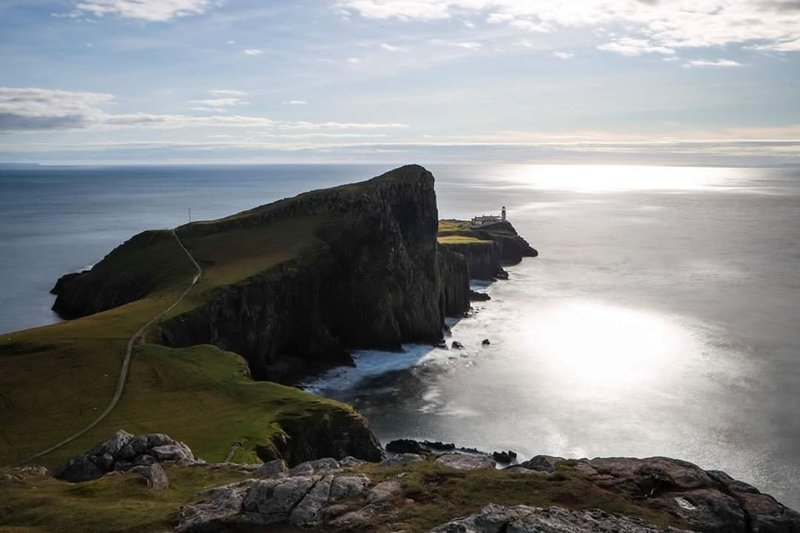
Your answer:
1,164 -> 798,509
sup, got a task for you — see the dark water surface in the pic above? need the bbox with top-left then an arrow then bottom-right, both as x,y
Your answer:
1,164 -> 798,508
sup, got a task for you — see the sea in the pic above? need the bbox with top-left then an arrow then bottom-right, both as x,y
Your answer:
1,163 -> 798,509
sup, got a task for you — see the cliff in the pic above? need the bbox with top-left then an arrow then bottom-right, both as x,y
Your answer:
50,165 -> 472,383
438,219 -> 537,280
51,230 -> 194,319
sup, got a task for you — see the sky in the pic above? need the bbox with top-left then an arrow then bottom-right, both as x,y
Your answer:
1,0 -> 799,165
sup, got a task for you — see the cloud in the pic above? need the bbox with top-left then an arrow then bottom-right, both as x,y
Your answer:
190,97 -> 247,108
277,121 -> 409,130
597,37 -> 674,56
243,48 -> 264,56
338,1 -> 800,54
284,100 -> 308,105
347,57 -> 361,63
429,39 -> 483,49
380,43 -> 404,52
208,89 -> 247,97
337,0 -> 451,20
453,41 -> 482,49
553,51 -> 574,60
0,87 -> 408,132
70,0 -> 221,22
683,59 -> 744,68
748,38 -> 800,51
0,87 -> 111,130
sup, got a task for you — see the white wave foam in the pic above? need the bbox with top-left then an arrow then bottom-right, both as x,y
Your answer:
301,344 -> 441,394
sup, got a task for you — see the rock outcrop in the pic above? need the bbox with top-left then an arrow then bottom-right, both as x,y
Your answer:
54,430 -> 198,482
431,504 -> 690,533
256,409 -> 383,466
514,455 -> 800,533
31,447 -> 800,532
438,246 -> 471,317
175,457 -> 398,532
51,230 -> 181,319
434,452 -> 496,470
176,451 -> 800,532
439,219 -> 537,281
474,220 -> 538,264
443,241 -> 508,280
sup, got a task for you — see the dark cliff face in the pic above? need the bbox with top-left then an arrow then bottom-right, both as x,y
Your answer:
442,242 -> 504,281
51,230 -> 191,318
437,246 -> 471,317
256,410 -> 384,466
473,220 -> 538,264
440,221 -> 538,281
51,165 -> 471,384
158,166 -> 470,383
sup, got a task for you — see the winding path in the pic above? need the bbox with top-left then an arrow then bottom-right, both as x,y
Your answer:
20,230 -> 202,464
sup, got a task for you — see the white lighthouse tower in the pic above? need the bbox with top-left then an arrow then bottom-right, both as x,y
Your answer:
501,206 -> 507,221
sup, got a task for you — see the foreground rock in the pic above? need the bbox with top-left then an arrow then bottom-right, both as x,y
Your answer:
516,456 -> 800,533
435,452 -> 496,471
431,504 -> 690,532
176,457 -> 385,532
170,451 -> 800,532
54,430 -> 197,483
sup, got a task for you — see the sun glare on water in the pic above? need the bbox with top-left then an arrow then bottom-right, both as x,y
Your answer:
501,165 -> 747,193
522,300 -> 693,387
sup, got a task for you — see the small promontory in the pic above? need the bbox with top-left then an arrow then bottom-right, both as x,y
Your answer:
438,218 -> 537,280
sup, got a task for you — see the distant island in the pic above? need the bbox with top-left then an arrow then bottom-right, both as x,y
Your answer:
1,165 -> 797,532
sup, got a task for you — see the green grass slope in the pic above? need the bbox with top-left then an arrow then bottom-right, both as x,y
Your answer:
0,203 -> 349,468
437,219 -> 493,246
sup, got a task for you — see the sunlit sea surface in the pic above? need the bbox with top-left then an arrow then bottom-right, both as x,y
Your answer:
1,164 -> 798,509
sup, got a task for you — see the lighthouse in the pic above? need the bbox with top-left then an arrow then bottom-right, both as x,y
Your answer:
501,206 -> 507,221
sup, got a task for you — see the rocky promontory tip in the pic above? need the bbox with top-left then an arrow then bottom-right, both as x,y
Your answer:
438,217 -> 537,281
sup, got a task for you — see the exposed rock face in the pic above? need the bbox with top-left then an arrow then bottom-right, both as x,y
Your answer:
161,166 -> 469,382
51,230 -> 179,319
386,438 -> 426,455
438,246 -> 471,317
176,480 -> 253,532
256,410 -> 383,466
254,459 -> 288,479
474,220 -> 538,264
175,452 -> 800,533
517,456 -> 800,533
380,453 -> 424,467
176,457 -> 384,532
435,452 -> 496,471
54,430 -> 198,482
440,220 -> 537,281
130,463 -> 169,489
470,289 -> 491,302
443,241 -> 507,280
430,504 -> 690,533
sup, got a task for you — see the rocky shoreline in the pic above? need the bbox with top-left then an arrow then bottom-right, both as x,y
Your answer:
9,430 -> 797,532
